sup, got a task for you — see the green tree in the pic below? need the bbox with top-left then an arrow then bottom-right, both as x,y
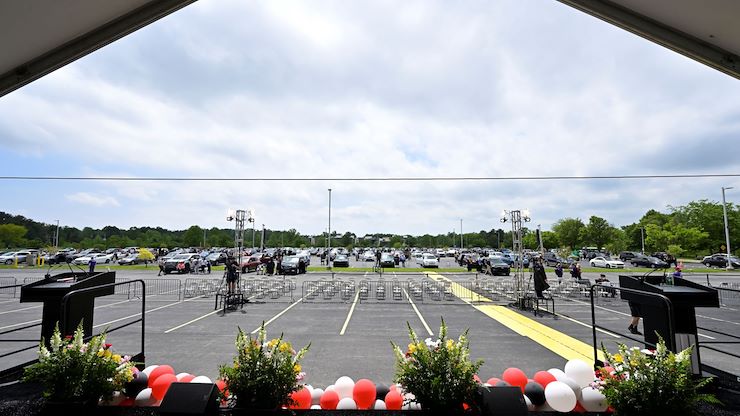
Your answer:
0,224 -> 28,248
583,216 -> 615,250
552,218 -> 585,250
182,225 -> 204,247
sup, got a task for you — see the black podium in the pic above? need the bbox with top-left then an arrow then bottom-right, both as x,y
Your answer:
21,272 -> 115,346
619,275 -> 719,374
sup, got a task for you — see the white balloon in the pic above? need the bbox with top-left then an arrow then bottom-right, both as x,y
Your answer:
311,387 -> 324,405
565,359 -> 595,388
580,386 -> 608,412
325,384 -> 336,393
310,405 -> 321,410
523,394 -> 535,411
175,373 -> 191,381
191,376 -> 212,384
544,381 -> 577,412
142,365 -> 159,377
410,402 -> 422,410
336,397 -> 357,410
560,376 -> 583,401
100,391 -> 125,406
374,399 -> 387,410
547,368 -> 567,381
402,403 -> 411,410
134,388 -> 157,407
537,401 -> 555,412
334,376 -> 355,399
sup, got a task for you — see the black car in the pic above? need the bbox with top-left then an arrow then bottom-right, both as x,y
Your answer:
630,255 -> 669,269
702,254 -> 740,268
543,252 -> 569,267
380,253 -> 395,268
279,255 -> 306,274
486,256 -> 511,276
619,251 -> 640,262
652,252 -> 677,266
333,254 -> 350,267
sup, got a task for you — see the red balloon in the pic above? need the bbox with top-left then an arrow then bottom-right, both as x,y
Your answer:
320,390 -> 340,410
148,365 -> 175,387
385,390 -> 403,410
573,402 -> 587,413
289,386 -> 312,409
118,398 -> 135,407
473,374 -> 482,384
215,379 -> 227,392
151,374 -> 177,400
179,374 -> 195,383
353,379 -> 376,409
502,368 -> 528,392
486,377 -> 501,385
533,371 -> 557,388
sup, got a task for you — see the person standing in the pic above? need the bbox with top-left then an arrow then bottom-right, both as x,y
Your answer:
532,259 -> 549,298
157,256 -> 165,276
226,258 -> 238,294
628,301 -> 642,335
88,255 -> 97,274
554,262 -> 564,284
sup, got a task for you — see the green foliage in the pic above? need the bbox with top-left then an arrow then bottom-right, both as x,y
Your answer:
219,325 -> 310,410
392,319 -> 483,413
552,218 -> 585,250
0,223 -> 28,248
598,338 -> 718,416
23,323 -> 135,402
583,216 -> 615,249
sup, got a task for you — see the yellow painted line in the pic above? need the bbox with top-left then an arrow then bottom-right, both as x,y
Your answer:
403,288 -> 434,336
340,290 -> 360,335
427,272 -> 604,362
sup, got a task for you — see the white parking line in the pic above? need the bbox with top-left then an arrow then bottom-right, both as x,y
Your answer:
0,304 -> 41,315
340,290 -> 360,335
554,312 -> 621,338
0,318 -> 41,331
250,290 -> 318,334
164,309 -> 220,334
403,288 -> 433,336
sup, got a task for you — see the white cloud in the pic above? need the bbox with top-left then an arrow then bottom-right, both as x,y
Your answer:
66,192 -> 120,208
2,0 -> 740,235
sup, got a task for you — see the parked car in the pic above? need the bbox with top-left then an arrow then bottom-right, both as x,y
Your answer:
543,252 -> 569,267
702,254 -> 740,268
652,252 -> 677,266
42,252 -> 69,264
0,251 -> 32,265
486,256 -> 511,276
630,255 -> 668,268
589,256 -> 624,269
118,252 -> 146,265
380,253 -> 395,268
241,255 -> 269,273
163,254 -> 200,274
619,251 -> 640,262
361,250 -> 376,262
206,252 -> 228,266
73,253 -> 115,265
418,253 -> 439,268
279,255 -> 306,275
333,254 -> 350,267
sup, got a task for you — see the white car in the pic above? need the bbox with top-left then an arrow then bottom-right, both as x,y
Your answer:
418,253 -> 439,268
73,253 -> 115,265
0,251 -> 32,265
589,256 -> 624,269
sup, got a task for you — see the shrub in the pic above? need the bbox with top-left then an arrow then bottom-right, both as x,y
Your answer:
23,323 -> 135,403
219,324 -> 309,409
391,319 -> 483,414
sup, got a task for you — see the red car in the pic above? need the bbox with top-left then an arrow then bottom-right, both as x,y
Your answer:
241,255 -> 271,273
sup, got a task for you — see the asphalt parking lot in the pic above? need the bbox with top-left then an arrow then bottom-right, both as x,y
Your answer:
1,266 -> 738,388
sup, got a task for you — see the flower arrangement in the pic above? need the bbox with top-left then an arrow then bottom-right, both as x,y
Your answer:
391,319 -> 483,414
23,323 -> 135,403
597,337 -> 718,416
218,324 -> 310,410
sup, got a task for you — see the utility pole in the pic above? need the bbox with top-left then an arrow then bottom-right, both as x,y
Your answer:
54,220 -> 60,250
640,227 -> 645,254
460,218 -> 463,250
722,186 -> 734,269
328,189 -> 332,268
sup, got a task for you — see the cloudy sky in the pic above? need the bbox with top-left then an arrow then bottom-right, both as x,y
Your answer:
1,0 -> 740,236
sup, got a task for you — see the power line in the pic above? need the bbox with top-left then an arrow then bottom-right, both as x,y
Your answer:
0,173 -> 738,181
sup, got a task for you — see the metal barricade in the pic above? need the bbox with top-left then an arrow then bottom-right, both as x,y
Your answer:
126,279 -> 180,301
183,278 -> 222,298
0,277 -> 17,297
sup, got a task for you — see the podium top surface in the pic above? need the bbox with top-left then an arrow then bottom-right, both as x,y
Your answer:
619,275 -> 719,308
20,271 -> 116,303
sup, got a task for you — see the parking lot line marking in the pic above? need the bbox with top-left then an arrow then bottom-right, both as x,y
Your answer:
0,304 -> 41,315
402,288 -> 433,336
0,318 -> 41,331
165,309 -> 220,334
696,314 -> 740,326
427,272 -> 604,362
250,290 -> 318,334
553,312 -> 621,338
340,290 -> 360,335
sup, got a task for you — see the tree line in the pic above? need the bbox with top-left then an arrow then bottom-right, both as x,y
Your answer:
0,199 -> 737,257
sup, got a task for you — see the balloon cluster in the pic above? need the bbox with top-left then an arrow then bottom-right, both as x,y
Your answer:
483,360 -> 608,413
103,364 -> 223,407
292,376 -> 421,411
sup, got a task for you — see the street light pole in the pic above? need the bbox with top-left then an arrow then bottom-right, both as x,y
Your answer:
640,227 -> 645,254
328,189 -> 332,268
460,218 -> 463,250
54,220 -> 60,250
722,186 -> 734,269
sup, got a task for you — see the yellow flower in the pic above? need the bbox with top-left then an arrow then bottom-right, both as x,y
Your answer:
613,353 -> 623,363
267,339 -> 279,349
294,364 -> 302,373
279,342 -> 292,353
104,349 -> 112,359
446,339 -> 455,350
112,354 -> 121,362
97,349 -> 104,357
407,343 -> 417,354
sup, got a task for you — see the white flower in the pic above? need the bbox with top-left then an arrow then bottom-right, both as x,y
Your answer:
424,338 -> 441,348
